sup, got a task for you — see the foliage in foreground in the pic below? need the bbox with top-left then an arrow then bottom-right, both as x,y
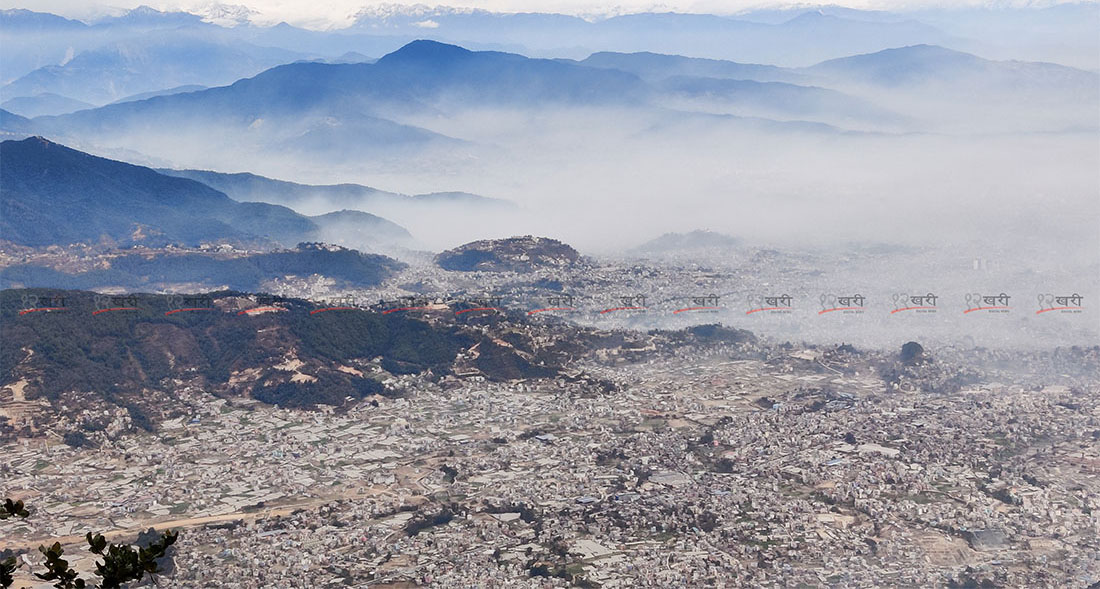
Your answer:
2,498 -> 178,589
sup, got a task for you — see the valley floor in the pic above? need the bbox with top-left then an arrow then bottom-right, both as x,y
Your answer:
3,346 -> 1098,587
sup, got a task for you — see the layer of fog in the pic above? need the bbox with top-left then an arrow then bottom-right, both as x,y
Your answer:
4,5 -> 1096,352
64,102 -> 1094,261
82,99 -> 1093,350
565,247 -> 1099,350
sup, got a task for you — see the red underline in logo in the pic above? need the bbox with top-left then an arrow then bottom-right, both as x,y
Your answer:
92,307 -> 139,315
818,307 -> 864,315
1036,306 -> 1083,314
18,307 -> 67,315
527,307 -> 575,315
673,306 -> 720,314
890,306 -> 936,314
165,308 -> 213,315
382,306 -> 428,314
600,306 -> 646,314
963,306 -> 1011,314
746,307 -> 789,315
310,307 -> 357,315
237,307 -> 283,315
456,307 -> 499,315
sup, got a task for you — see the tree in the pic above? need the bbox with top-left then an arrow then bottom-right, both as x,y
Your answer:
1,499 -> 30,588
900,341 -> 925,365
2,498 -> 178,589
83,531 -> 178,589
0,498 -> 29,520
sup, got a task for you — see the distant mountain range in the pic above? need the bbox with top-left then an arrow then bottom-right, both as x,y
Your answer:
2,33 -> 307,105
0,137 -> 412,250
0,243 -> 405,292
348,6 -> 954,66
6,39 -> 1091,166
632,230 -> 741,254
578,44 -> 1098,104
156,168 -> 513,249
1,5 -> 954,68
800,43 -> 1099,131
0,92 -> 93,118
656,76 -> 905,129
806,44 -> 1099,95
109,85 -> 208,105
0,7 -> 418,102
3,3 -> 1096,79
0,108 -> 33,134
19,44 -> 497,167
574,50 -> 902,126
159,168 -> 514,214
578,51 -> 803,84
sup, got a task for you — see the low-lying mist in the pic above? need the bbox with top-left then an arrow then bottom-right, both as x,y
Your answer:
13,37 -> 1095,353
63,102 -> 1094,263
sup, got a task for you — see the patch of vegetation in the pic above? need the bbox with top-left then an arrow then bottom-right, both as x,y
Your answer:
2,499 -> 178,589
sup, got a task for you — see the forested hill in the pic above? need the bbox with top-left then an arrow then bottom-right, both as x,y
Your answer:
0,290 -> 573,428
0,243 -> 405,291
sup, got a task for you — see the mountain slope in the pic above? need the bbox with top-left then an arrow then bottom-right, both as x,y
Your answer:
2,33 -> 307,105
0,137 -> 312,247
310,210 -> 414,248
0,243 -> 406,292
21,39 -> 873,173
0,287 -> 593,419
0,289 -> 467,412
0,8 -> 87,32
110,85 -> 208,105
632,230 -> 741,254
368,40 -> 649,105
29,40 -> 646,158
159,168 -> 514,212
656,75 -> 903,127
579,51 -> 801,84
0,137 -> 416,250
28,57 -> 462,168
39,39 -> 648,122
806,44 -> 1099,94
801,44 -> 1099,131
348,7 -> 952,65
0,108 -> 33,134
1,92 -> 93,118
159,168 -> 518,251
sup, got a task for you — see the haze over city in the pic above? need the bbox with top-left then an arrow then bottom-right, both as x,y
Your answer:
0,1 -> 1097,587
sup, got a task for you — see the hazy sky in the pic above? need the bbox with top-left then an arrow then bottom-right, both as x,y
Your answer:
2,0 -> 1088,28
